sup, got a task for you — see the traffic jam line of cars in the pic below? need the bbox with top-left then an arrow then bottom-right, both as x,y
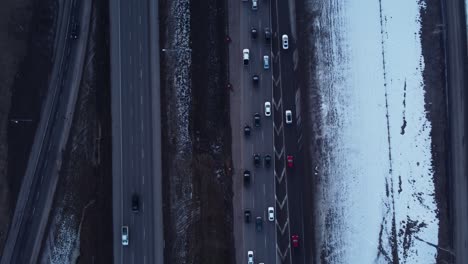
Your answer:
242,0 -> 299,261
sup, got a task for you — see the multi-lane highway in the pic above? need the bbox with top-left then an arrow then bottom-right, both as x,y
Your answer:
110,0 -> 163,263
230,0 -> 308,263
238,1 -> 276,264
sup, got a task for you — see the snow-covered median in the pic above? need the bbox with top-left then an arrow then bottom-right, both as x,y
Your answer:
309,0 -> 438,263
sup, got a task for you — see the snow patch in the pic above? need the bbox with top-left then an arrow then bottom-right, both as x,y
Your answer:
308,0 -> 439,263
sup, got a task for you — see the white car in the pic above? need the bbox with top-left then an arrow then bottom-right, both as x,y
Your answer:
282,34 -> 289,49
268,207 -> 275,221
243,49 -> 250,65
121,226 -> 129,246
263,55 -> 269,69
285,110 -> 292,124
264,101 -> 271,116
247,250 -> 254,264
252,0 -> 258,10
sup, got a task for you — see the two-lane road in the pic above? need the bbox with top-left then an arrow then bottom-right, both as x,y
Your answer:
271,0 -> 307,263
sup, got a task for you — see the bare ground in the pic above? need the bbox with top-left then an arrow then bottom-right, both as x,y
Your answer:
160,0 -> 234,262
419,0 -> 452,263
39,0 -> 113,262
0,0 -> 56,253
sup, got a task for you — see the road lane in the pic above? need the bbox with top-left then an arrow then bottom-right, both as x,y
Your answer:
111,0 -> 162,262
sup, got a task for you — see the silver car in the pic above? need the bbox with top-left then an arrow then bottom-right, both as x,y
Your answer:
264,101 -> 271,116
268,207 -> 275,221
252,0 -> 258,10
243,49 -> 250,65
263,55 -> 269,69
247,250 -> 254,264
121,226 -> 129,246
282,34 -> 289,49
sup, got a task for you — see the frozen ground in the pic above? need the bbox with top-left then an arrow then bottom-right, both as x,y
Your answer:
160,0 -> 196,262
308,0 -> 439,263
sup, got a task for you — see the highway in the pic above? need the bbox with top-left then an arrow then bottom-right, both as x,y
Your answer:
226,0 -> 278,263
443,0 -> 468,263
239,1 -> 277,263
110,0 -> 163,263
230,0 -> 308,263
270,0 -> 308,263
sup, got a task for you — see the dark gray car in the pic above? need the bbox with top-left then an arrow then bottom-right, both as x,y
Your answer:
255,217 -> 263,232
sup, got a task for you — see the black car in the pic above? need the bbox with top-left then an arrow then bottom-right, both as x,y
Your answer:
244,170 -> 251,183
244,210 -> 251,223
132,194 -> 140,212
255,217 -> 263,232
264,154 -> 271,168
254,113 -> 261,127
254,154 -> 261,167
251,27 -> 257,39
264,27 -> 271,43
70,22 -> 79,39
252,75 -> 259,84
244,125 -> 251,136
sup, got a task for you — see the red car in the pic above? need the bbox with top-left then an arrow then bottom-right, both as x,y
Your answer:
291,235 -> 299,248
287,155 -> 294,168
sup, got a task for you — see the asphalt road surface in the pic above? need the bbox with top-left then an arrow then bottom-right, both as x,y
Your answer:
110,0 -> 163,263
237,1 -> 277,264
231,0 -> 308,263
270,0 -> 307,263
443,0 -> 468,263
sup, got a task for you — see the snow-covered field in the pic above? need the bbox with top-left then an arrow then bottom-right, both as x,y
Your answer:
307,0 -> 439,263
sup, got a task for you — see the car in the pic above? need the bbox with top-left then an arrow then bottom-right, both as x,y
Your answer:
122,226 -> 129,246
263,55 -> 269,69
252,0 -> 258,10
264,101 -> 271,116
254,154 -> 261,167
245,209 -> 251,222
251,27 -> 257,38
252,74 -> 259,84
243,49 -> 250,65
264,28 -> 271,43
247,251 -> 254,264
292,235 -> 299,248
131,194 -> 140,212
254,113 -> 261,127
287,155 -> 293,168
70,23 -> 79,39
244,170 -> 251,183
268,207 -> 275,221
264,154 -> 271,167
265,101 -> 271,116
285,110 -> 292,124
244,125 -> 251,136
255,217 -> 263,232
282,34 -> 289,49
